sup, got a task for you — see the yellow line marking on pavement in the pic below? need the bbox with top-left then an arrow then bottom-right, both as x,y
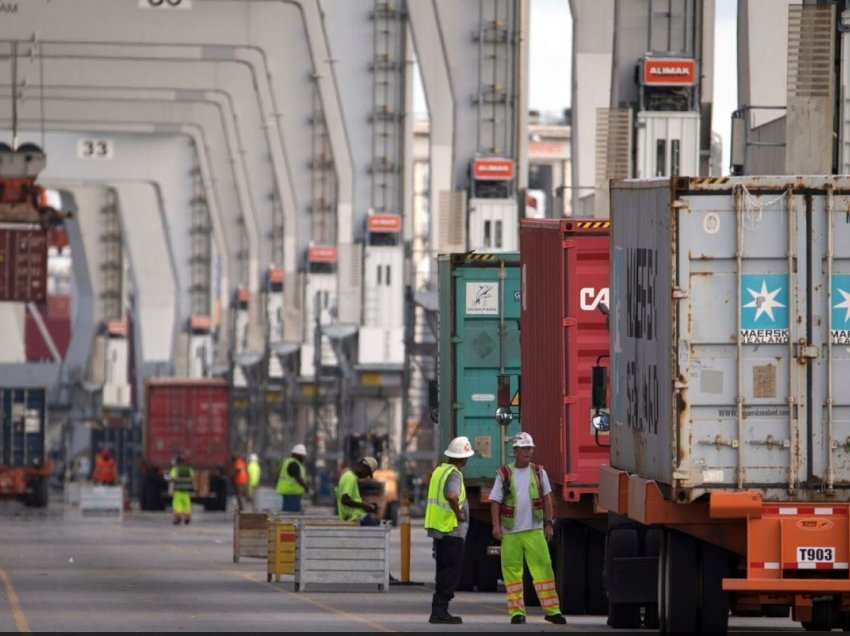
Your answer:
0,567 -> 32,633
164,544 -> 397,633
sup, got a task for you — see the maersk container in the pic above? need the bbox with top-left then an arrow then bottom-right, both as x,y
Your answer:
610,176 -> 850,502
437,252 -> 521,486
520,218 -> 610,499
0,387 -> 46,468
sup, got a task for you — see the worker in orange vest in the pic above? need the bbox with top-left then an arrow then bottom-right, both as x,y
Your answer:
92,448 -> 118,485
230,454 -> 249,512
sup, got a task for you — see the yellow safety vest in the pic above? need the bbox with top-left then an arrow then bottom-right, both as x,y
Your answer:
276,457 -> 306,495
424,463 -> 466,533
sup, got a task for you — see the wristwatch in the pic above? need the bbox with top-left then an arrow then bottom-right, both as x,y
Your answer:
544,520 -> 554,526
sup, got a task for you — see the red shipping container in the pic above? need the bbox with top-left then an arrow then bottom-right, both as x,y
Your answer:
24,294 -> 72,361
519,218 -> 610,501
0,226 -> 48,302
144,378 -> 229,471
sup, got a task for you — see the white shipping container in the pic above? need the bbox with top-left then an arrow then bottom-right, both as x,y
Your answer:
610,176 -> 850,502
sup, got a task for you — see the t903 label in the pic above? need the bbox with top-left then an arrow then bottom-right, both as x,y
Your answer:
797,547 -> 835,563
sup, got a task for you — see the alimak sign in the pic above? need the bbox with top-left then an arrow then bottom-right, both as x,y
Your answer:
473,157 -> 514,180
642,58 -> 697,86
367,214 -> 401,233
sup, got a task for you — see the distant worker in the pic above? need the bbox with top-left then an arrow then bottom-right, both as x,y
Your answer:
170,455 -> 194,525
490,432 -> 566,625
276,444 -> 309,513
247,452 -> 261,509
336,456 -> 380,526
92,447 -> 118,486
230,453 -> 249,512
425,436 -> 475,625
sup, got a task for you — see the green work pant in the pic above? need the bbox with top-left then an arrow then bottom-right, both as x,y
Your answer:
172,491 -> 192,514
500,529 -> 560,617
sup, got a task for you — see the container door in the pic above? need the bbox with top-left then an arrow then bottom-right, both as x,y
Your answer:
678,187 -> 808,495
810,190 -> 850,489
450,259 -> 521,481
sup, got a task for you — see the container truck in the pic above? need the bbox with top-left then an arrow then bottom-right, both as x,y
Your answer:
139,378 -> 229,512
436,252 -> 522,591
0,387 -> 51,507
594,176 -> 850,633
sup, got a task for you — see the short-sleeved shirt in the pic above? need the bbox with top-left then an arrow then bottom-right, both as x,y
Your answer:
426,470 -> 470,540
488,464 -> 552,533
336,469 -> 362,522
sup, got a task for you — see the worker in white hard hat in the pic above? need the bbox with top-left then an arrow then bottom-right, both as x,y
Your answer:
247,453 -> 261,509
276,443 -> 309,513
490,432 -> 566,625
336,456 -> 380,526
424,436 -> 475,625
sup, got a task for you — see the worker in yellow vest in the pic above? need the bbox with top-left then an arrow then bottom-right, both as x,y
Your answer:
276,444 -> 309,513
247,453 -> 261,509
490,432 -> 566,625
424,436 -> 475,625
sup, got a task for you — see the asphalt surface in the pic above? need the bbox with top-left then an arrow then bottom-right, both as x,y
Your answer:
0,495 -> 806,632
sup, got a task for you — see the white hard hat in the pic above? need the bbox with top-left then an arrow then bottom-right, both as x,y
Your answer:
249,453 -> 258,461
444,436 -> 475,458
291,443 -> 307,456
512,432 -> 535,448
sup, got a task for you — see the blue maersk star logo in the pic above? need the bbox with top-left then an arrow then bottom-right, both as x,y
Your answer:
834,275 -> 850,327
741,274 -> 789,329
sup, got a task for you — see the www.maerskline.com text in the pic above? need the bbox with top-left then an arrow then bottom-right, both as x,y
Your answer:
717,408 -> 790,417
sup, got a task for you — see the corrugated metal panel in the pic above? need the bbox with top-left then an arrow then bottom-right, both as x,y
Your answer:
0,387 -> 46,468
611,176 -> 850,502
520,219 -> 610,499
0,226 -> 48,302
144,378 -> 229,470
437,253 -> 521,484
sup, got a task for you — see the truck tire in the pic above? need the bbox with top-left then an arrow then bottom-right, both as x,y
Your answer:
25,477 -> 48,508
699,541 -> 732,633
475,528 -> 501,593
659,530 -> 699,634
606,527 -> 641,628
209,475 -> 228,511
555,521 -> 587,614
384,501 -> 398,527
802,599 -> 834,631
456,522 -> 478,592
586,528 -> 608,615
641,527 -> 663,628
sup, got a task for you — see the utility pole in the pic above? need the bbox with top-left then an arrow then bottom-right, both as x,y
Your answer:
308,290 -> 322,502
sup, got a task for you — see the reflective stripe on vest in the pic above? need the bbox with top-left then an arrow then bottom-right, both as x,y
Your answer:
171,465 -> 194,492
498,463 -> 544,530
424,463 -> 466,533
276,457 -> 306,495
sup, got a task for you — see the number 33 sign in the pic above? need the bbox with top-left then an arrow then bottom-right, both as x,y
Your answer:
77,139 -> 113,160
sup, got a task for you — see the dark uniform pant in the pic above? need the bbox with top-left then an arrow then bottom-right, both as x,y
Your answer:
432,536 -> 465,612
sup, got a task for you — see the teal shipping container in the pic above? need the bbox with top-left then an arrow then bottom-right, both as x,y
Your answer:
437,252 -> 521,489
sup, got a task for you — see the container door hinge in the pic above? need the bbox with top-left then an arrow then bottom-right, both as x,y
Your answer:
672,288 -> 688,299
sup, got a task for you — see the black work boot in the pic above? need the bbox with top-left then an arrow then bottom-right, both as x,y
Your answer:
429,603 -> 462,624
429,609 -> 462,624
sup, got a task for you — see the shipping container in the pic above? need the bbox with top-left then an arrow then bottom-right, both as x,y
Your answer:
520,218 -> 610,498
140,378 -> 229,511
598,176 -> 850,632
437,252 -> 522,485
0,225 -> 48,302
0,387 -> 51,506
